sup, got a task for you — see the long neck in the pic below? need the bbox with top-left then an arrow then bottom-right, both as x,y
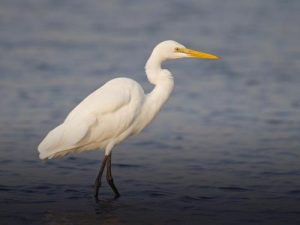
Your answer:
133,53 -> 174,133
145,53 -> 174,105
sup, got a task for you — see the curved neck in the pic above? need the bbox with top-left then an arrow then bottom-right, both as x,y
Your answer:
133,53 -> 174,134
145,50 -> 169,85
145,50 -> 174,106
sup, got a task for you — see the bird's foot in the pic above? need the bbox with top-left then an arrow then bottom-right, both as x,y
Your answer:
114,193 -> 121,199
107,178 -> 120,199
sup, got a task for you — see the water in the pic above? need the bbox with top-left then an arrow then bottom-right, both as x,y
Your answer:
1,0 -> 300,224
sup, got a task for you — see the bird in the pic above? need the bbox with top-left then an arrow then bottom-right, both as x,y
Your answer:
38,40 -> 219,200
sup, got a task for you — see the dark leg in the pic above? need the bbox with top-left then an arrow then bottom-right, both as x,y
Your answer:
106,153 -> 120,199
94,155 -> 109,200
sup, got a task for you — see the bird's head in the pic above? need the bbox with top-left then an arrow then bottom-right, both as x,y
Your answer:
153,40 -> 219,60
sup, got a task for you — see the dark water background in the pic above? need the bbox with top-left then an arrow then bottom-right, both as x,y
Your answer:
1,0 -> 300,224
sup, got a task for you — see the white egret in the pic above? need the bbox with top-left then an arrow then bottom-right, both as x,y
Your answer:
38,40 -> 219,200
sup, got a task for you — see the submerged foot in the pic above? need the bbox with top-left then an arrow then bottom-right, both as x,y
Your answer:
114,193 -> 121,199
94,181 -> 101,201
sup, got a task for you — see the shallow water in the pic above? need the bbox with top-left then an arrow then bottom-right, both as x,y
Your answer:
1,0 -> 300,224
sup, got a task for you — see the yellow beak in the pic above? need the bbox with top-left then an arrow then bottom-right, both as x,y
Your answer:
177,48 -> 219,60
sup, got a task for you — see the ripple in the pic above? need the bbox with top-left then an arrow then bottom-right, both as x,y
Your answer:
0,185 -> 10,191
149,192 -> 166,198
64,188 -> 80,193
260,171 -> 300,176
115,163 -> 142,168
180,195 -> 216,202
33,185 -> 51,190
287,190 -> 300,195
0,159 -> 13,164
218,186 -> 250,192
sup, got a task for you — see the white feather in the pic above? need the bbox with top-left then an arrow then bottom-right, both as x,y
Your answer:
38,78 -> 144,159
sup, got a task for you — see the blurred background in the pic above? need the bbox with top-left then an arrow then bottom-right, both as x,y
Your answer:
0,0 -> 300,224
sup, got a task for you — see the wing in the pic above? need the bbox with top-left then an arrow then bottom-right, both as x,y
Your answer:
65,79 -> 133,121
38,78 -> 144,159
38,114 -> 96,159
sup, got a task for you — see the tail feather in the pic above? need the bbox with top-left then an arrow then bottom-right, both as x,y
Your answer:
38,124 -> 66,159
38,117 -> 94,160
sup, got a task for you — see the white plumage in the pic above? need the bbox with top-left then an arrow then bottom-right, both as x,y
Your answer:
38,78 -> 144,159
38,40 -> 218,199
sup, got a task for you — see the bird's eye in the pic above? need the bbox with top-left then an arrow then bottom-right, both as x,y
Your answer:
175,47 -> 180,52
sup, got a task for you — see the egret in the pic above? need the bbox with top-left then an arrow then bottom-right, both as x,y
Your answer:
38,40 -> 219,200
